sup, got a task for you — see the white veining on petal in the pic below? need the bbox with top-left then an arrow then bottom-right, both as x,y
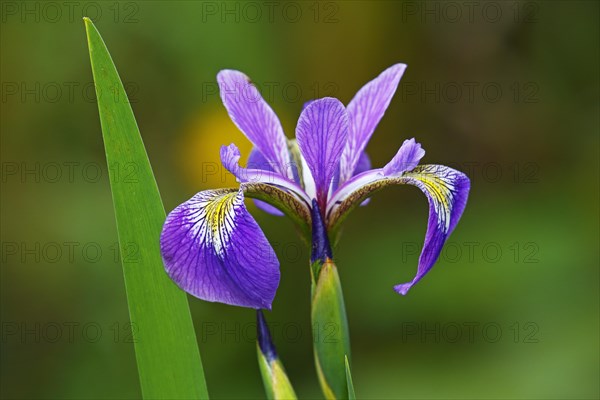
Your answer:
326,169 -> 384,215
327,165 -> 463,233
184,190 -> 241,257
409,165 -> 458,232
220,144 -> 312,206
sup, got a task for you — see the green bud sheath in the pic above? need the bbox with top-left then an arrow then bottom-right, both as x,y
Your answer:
256,311 -> 297,400
311,259 -> 351,399
345,356 -> 356,400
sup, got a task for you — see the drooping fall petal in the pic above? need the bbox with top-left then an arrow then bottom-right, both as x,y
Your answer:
392,165 -> 470,294
160,188 -> 280,309
327,138 -> 469,295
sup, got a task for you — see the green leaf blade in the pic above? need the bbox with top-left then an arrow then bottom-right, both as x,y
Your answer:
84,18 -> 208,399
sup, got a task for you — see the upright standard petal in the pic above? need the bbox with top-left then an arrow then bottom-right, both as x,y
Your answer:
392,165 -> 470,294
296,98 -> 349,211
217,70 -> 292,179
340,64 -> 407,183
160,188 -> 280,309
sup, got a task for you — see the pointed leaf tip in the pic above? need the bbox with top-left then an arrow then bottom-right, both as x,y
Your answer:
84,21 -> 208,398
83,16 -> 95,32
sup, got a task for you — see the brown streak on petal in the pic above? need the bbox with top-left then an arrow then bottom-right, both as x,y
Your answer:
242,182 -> 312,241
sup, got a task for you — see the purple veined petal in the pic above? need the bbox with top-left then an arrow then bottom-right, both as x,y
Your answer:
354,152 -> 373,206
252,197 -> 286,216
327,163 -> 470,295
247,148 -> 284,216
329,151 -> 372,206
354,151 -> 372,175
296,98 -> 349,210
325,137 -> 469,294
383,138 -> 425,176
217,70 -> 293,180
331,151 -> 371,191
247,146 -> 276,170
250,145 -> 302,184
220,144 -> 312,205
327,168 -> 384,214
339,64 -> 407,184
393,165 -> 470,295
160,188 -> 280,309
327,138 -> 425,212
302,99 -> 315,112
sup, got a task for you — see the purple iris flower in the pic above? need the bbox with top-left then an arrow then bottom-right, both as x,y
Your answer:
160,64 -> 470,309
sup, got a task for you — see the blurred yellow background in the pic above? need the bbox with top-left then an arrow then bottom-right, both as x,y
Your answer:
1,1 -> 598,399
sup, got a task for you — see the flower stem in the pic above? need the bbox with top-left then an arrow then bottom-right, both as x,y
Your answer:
310,199 -> 352,399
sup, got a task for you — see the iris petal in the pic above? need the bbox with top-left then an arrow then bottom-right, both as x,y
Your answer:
392,165 -> 470,294
220,144 -> 311,205
247,148 -> 285,216
339,64 -> 407,183
326,138 -> 469,295
354,151 -> 372,175
217,70 -> 292,179
383,138 -> 425,176
328,138 -> 425,211
160,188 -> 280,309
332,151 -> 371,191
354,152 -> 373,206
328,164 -> 469,294
296,98 -> 349,209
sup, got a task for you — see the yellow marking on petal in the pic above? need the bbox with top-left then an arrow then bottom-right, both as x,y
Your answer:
203,191 -> 238,254
407,166 -> 456,231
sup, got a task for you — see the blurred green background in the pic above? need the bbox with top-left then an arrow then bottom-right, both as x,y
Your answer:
1,0 -> 598,398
